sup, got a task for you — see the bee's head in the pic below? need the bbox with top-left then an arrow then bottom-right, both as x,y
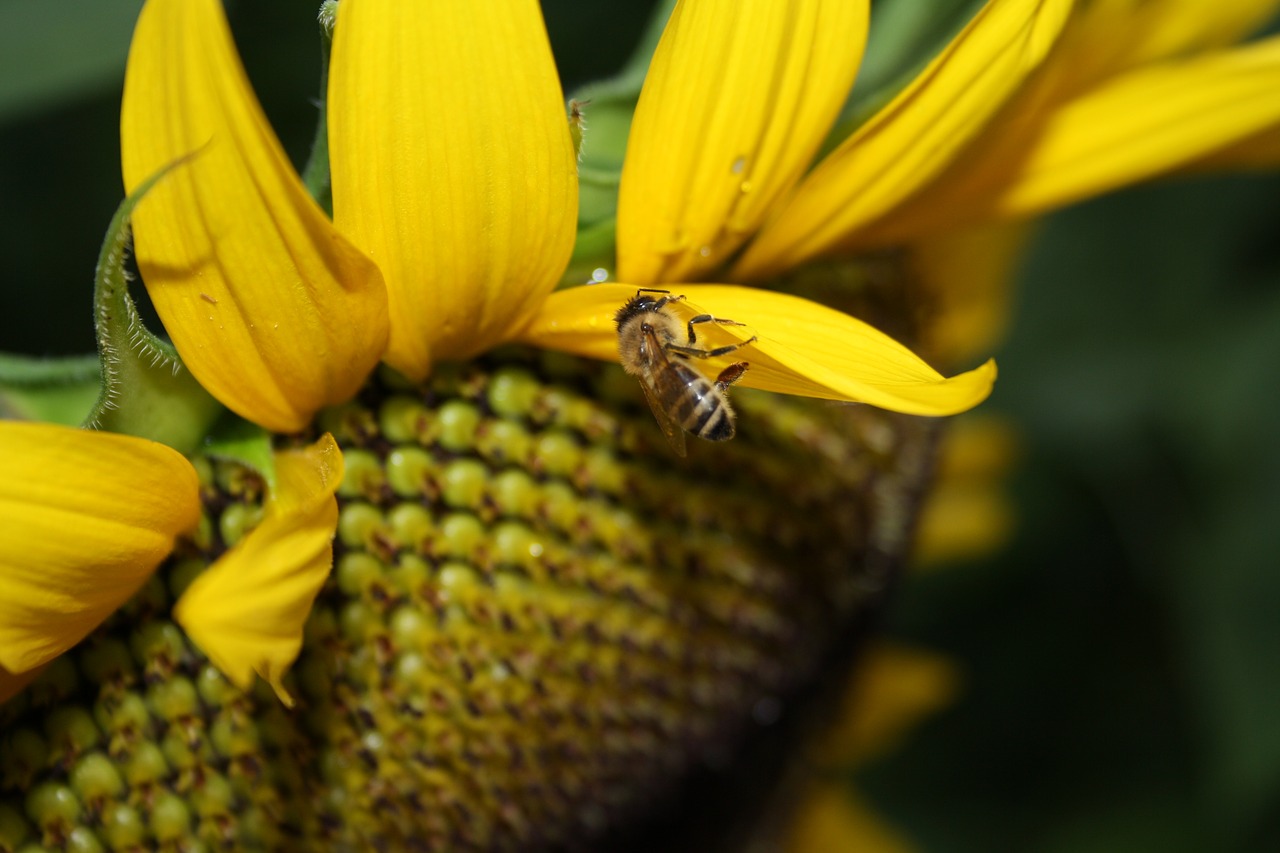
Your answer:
613,291 -> 668,329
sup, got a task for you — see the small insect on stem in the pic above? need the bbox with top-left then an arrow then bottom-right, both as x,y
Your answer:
614,289 -> 757,457
200,293 -> 218,305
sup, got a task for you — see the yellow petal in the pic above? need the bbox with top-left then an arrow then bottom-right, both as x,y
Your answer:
915,480 -> 1015,567
1191,124 -> 1280,171
813,644 -> 960,767
783,783 -> 916,853
785,644 -> 959,853
174,434 -> 343,705
1037,1 -> 1280,95
520,284 -> 997,416
121,0 -> 389,433
0,422 -> 199,675
616,0 -> 869,285
914,415 -> 1019,567
910,220 -> 1035,367
1075,0 -> 1280,72
983,37 -> 1280,219
329,0 -> 578,379
733,0 -> 1073,281
858,35 -> 1280,243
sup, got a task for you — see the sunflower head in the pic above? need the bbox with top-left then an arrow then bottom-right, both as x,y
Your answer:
6,0 -> 1279,846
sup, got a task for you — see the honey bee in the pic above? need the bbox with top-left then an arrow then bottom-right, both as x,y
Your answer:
614,289 -> 757,457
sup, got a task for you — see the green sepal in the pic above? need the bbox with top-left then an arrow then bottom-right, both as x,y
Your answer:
201,412 -> 277,495
300,9 -> 336,214
0,352 -> 102,425
85,159 -> 223,455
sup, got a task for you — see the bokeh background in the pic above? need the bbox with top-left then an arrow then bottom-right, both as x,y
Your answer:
3,1 -> 1278,850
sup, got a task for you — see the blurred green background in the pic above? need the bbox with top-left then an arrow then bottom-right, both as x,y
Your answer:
2,1 -> 1278,850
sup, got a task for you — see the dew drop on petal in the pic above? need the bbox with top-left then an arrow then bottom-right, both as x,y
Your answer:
731,156 -> 747,175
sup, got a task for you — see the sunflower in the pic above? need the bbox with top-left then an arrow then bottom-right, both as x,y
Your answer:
2,0 -> 1279,846
3,0 -> 1000,704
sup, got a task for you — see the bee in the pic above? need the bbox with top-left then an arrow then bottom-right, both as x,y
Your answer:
614,288 -> 757,457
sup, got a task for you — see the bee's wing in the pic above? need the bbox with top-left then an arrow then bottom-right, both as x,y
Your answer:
639,372 -> 688,458
639,326 -> 688,457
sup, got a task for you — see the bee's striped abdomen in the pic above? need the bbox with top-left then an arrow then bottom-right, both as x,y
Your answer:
662,360 -> 735,442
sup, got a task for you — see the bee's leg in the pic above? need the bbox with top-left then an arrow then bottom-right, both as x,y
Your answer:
685,314 -> 748,345
714,362 -> 749,391
653,293 -> 687,311
665,335 -> 757,359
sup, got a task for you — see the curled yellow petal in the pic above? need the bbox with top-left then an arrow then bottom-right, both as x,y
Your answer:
0,422 -> 199,676
174,434 -> 343,705
329,0 -> 578,379
617,0 -> 869,285
520,284 -> 996,417
733,0 -> 1073,280
121,0 -> 389,433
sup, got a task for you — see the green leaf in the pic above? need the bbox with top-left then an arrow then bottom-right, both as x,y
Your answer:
86,159 -> 224,454
0,352 -> 102,425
